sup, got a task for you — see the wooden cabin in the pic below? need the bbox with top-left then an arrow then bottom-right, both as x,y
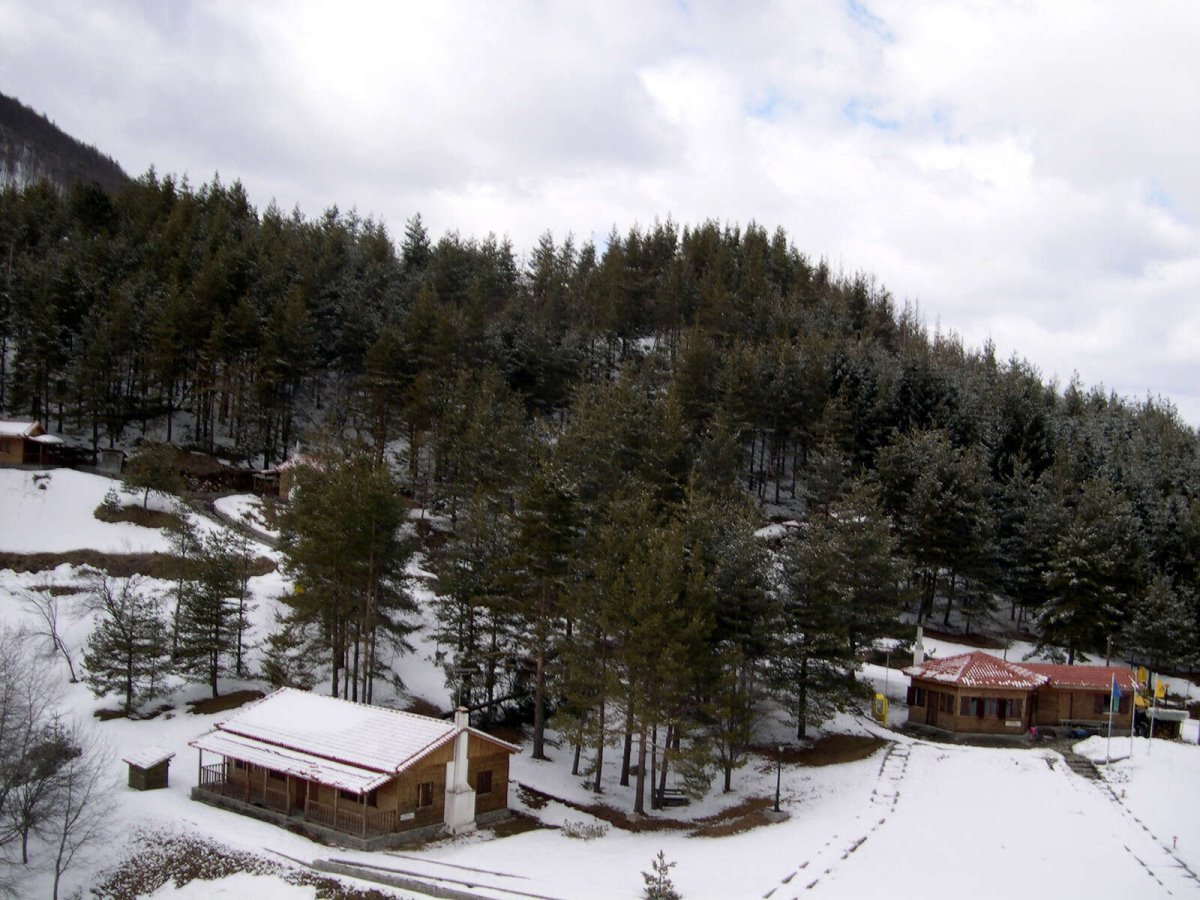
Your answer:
123,748 -> 174,791
905,652 -> 1137,736
0,420 -> 63,466
189,688 -> 518,849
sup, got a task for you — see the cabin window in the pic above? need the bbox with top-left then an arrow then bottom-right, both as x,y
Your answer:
1092,693 -> 1129,714
268,768 -> 284,781
1000,699 -> 1023,719
232,759 -> 245,770
960,697 -> 986,717
984,698 -> 998,717
417,782 -> 434,808
476,770 -> 492,795
339,789 -> 360,803
941,693 -> 954,714
909,687 -> 926,707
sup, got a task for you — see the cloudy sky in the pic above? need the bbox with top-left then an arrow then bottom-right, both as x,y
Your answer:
2,1 -> 1199,424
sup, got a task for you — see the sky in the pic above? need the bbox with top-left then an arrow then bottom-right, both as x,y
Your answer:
2,0 -> 1199,425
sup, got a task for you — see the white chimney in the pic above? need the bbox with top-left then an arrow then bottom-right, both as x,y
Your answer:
913,626 -> 925,666
443,706 -> 476,835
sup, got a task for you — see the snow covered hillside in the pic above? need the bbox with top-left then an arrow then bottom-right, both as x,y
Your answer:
1,467 -> 1198,899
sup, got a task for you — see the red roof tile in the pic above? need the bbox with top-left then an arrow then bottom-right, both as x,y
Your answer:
1019,663 -> 1137,692
903,651 -> 1047,689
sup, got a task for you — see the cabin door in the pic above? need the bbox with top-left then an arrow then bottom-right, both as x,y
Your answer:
927,691 -> 939,727
295,779 -> 308,813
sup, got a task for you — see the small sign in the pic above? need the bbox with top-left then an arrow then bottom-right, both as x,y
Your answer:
1006,720 -> 1021,728
400,812 -> 415,821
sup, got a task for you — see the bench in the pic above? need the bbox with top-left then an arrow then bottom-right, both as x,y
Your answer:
658,788 -> 690,808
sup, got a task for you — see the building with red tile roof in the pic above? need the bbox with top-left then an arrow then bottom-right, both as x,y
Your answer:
904,651 -> 1135,736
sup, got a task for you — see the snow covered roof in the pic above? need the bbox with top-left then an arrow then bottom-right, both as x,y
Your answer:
0,419 -> 43,438
904,652 -> 1048,689
189,688 -> 518,793
29,433 -> 64,445
1020,663 -> 1138,692
122,747 -> 175,769
192,729 -> 393,793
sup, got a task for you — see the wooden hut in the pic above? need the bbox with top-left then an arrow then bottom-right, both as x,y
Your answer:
189,688 -> 519,849
0,420 -> 63,466
123,748 -> 175,791
905,651 -> 1137,736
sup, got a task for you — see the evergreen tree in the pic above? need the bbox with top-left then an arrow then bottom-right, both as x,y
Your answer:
277,448 -> 415,702
175,529 -> 248,698
82,575 -> 170,715
1122,572 -> 1196,672
1039,478 -> 1144,663
122,442 -> 183,508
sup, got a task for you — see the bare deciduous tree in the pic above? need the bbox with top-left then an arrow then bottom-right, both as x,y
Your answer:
18,588 -> 78,683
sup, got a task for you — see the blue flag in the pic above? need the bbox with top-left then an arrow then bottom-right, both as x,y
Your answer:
1110,675 -> 1122,713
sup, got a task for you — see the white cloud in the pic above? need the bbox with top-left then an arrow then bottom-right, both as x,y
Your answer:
1,0 -> 1198,424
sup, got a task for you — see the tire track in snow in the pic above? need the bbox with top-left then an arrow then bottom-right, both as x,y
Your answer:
761,741 -> 913,899
1055,753 -> 1200,896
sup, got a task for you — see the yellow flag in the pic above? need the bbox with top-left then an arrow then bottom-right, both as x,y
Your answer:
1137,666 -> 1148,687
1155,679 -> 1166,699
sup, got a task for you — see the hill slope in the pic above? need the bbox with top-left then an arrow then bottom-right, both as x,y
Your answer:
0,91 -> 127,192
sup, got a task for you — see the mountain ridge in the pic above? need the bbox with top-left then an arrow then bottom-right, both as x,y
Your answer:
0,91 -> 127,193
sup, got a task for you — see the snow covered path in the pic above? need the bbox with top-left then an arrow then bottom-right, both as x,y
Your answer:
804,741 -> 1200,899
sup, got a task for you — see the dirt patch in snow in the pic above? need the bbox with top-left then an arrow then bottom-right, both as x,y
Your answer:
0,550 -> 276,578
517,783 -> 779,837
187,689 -> 265,715
754,734 -> 887,767
93,503 -> 187,530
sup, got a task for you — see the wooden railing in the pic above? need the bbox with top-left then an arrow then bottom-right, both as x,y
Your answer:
198,763 -> 399,836
197,764 -> 289,813
303,799 -> 397,835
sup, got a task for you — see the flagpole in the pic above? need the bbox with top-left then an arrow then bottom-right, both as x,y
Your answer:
1148,674 -> 1157,757
1106,674 -> 1115,764
1129,680 -> 1136,757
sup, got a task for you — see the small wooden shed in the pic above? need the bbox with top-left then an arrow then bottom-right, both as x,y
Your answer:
123,748 -> 175,791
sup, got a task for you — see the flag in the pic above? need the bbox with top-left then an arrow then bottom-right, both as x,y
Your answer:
1137,665 -> 1148,688
1155,678 -> 1166,700
1110,675 -> 1122,713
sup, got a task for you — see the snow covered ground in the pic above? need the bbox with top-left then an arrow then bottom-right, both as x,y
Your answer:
2,467 -> 1199,898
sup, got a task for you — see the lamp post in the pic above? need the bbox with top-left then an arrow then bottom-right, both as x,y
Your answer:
773,744 -> 784,813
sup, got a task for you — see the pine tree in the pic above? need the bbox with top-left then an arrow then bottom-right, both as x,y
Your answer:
175,529 -> 247,698
82,575 -> 170,715
122,442 -> 183,508
1123,573 -> 1196,671
1040,478 -> 1144,663
277,448 -> 415,702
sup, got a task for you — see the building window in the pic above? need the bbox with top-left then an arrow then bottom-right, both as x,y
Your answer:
232,759 -> 245,770
960,697 -> 988,717
1091,692 -> 1130,715
909,687 -> 926,707
984,698 -> 998,717
941,693 -> 954,714
1000,698 -> 1023,719
417,781 -> 434,808
476,770 -> 492,795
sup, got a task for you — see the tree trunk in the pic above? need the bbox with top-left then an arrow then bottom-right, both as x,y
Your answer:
619,708 -> 634,787
532,645 -> 547,759
633,728 -> 648,815
649,724 -> 659,810
592,681 -> 606,794
796,655 -> 808,739
655,722 -> 673,809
